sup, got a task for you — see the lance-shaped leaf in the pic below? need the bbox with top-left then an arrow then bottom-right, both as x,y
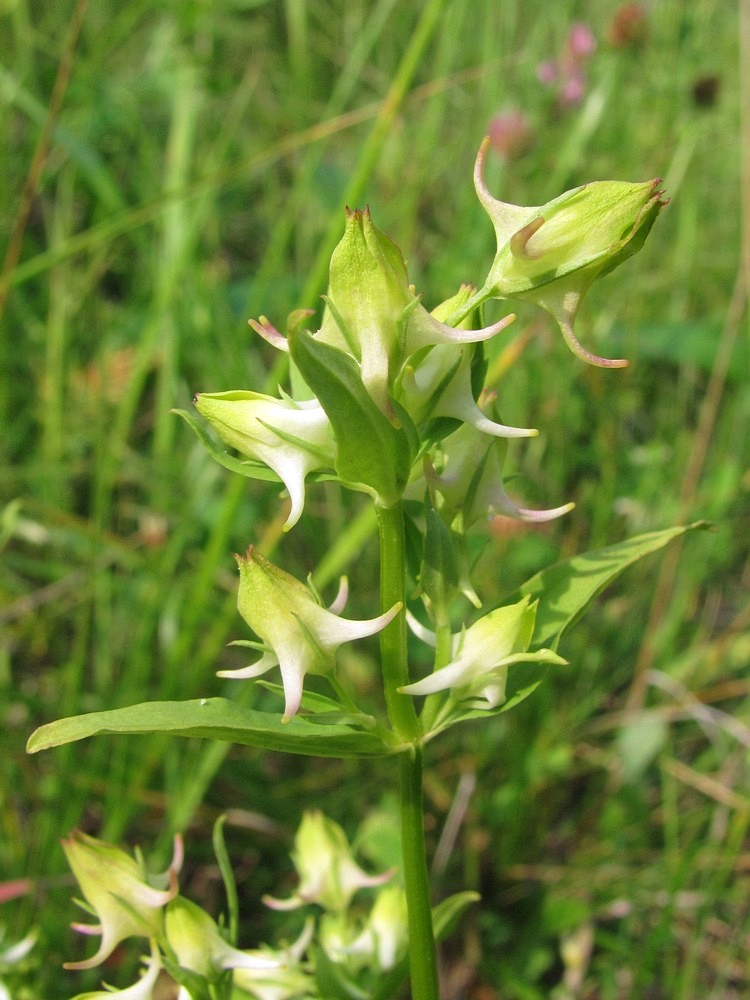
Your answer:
506,520 -> 712,649
26,699 -> 394,759
289,327 -> 415,507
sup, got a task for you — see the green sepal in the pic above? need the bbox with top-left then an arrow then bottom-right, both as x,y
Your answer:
288,328 -> 415,506
26,699 -> 396,759
172,407 -> 282,482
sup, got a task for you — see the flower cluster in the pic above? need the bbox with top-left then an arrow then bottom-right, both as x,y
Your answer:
62,818 -> 407,999
192,140 -> 664,719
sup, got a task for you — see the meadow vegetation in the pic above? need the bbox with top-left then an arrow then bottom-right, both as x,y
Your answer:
1,0 -> 748,996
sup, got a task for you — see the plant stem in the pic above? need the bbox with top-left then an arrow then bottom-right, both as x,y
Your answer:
376,501 -> 440,999
376,502 -> 419,741
401,746 -> 440,999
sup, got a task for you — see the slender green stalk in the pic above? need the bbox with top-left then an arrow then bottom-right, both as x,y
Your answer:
376,502 -> 418,740
376,501 -> 439,999
400,747 -> 440,1000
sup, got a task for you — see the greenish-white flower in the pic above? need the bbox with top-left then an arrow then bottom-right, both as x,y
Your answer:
264,811 -> 392,913
427,423 -> 574,527
220,548 -> 400,721
347,886 -> 408,971
194,391 -> 335,530
165,896 -> 280,981
62,832 -> 182,970
400,596 -> 566,709
399,344 -> 536,439
315,208 -> 519,414
231,918 -> 317,1000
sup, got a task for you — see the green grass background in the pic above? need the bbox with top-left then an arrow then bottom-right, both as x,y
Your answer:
1,0 -> 748,996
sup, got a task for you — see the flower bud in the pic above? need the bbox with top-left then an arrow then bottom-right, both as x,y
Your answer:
264,811 -> 392,913
62,831 -> 181,970
400,596 -> 566,709
318,207 -> 414,414
318,209 -> 521,414
165,896 -> 280,981
473,137 -> 666,366
219,547 -> 400,721
194,391 -> 335,530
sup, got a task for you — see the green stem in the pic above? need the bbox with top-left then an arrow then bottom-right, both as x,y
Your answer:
376,502 -> 418,741
376,501 -> 440,999
401,747 -> 440,999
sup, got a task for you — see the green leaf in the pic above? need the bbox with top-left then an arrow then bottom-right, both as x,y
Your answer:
510,521 -> 712,649
212,815 -> 239,946
288,328 -> 414,506
433,890 -> 481,939
26,699 -> 393,759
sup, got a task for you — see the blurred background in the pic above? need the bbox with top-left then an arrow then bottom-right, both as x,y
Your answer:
1,0 -> 748,996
